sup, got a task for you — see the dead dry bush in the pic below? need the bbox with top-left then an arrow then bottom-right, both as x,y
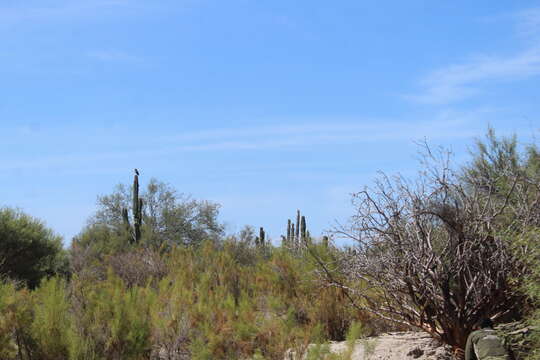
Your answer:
314,145 -> 539,349
107,248 -> 168,287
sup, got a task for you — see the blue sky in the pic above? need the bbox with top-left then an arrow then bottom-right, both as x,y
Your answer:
1,1 -> 539,245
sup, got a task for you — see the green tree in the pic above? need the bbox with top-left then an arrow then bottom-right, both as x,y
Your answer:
89,177 -> 224,248
463,128 -> 540,229
0,207 -> 68,288
463,129 -> 540,358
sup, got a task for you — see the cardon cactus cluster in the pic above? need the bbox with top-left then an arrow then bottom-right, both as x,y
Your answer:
283,210 -> 310,250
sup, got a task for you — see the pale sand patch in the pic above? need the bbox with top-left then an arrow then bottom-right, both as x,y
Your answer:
286,332 -> 455,360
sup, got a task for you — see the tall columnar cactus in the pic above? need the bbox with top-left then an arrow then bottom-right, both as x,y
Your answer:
286,219 -> 292,243
259,227 -> 265,246
322,235 -> 329,247
300,215 -> 306,243
295,210 -> 300,244
255,227 -> 266,248
122,208 -> 131,234
122,170 -> 143,243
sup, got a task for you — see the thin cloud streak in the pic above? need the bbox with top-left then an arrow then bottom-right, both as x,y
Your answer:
0,0 -> 139,26
87,50 -> 143,63
161,116 -> 474,144
516,7 -> 540,39
407,7 -> 540,105
407,48 -> 540,104
0,117 -> 488,172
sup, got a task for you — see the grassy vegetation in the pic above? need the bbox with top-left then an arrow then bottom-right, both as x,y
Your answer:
0,240 -> 391,359
1,129 -> 539,359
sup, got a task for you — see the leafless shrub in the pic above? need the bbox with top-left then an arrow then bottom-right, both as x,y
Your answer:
314,145 -> 539,349
107,248 -> 168,287
151,313 -> 191,360
68,242 -> 108,283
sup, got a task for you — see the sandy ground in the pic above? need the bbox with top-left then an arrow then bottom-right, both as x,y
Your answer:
285,332 -> 455,360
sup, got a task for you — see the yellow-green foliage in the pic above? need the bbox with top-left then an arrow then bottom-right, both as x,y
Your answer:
31,277 -> 71,359
305,343 -> 334,360
301,322 -> 367,360
341,321 -> 362,360
68,271 -> 154,359
0,241 -> 373,360
0,282 -> 33,358
520,229 -> 540,360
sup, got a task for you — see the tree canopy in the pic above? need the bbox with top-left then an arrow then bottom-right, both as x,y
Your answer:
79,177 -> 224,249
0,207 -> 68,288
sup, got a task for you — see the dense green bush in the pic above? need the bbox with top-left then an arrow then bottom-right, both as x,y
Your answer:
465,130 -> 540,358
519,230 -> 540,360
0,239 -> 375,359
0,207 -> 68,288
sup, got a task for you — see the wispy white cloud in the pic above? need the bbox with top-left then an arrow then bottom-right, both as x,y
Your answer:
516,7 -> 540,39
0,0 -> 138,26
87,50 -> 143,63
0,112 -> 493,172
162,111 -> 488,145
407,49 -> 540,104
407,7 -> 540,105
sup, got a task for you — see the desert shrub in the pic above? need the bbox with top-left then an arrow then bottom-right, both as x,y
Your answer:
107,247 -> 167,288
148,241 -> 360,359
0,207 -> 68,288
0,238 -> 376,360
516,229 -> 540,360
314,132 -> 540,350
30,277 -> 71,359
68,271 -> 154,359
0,282 -> 26,358
0,281 -> 35,359
150,277 -> 192,359
300,243 -> 395,339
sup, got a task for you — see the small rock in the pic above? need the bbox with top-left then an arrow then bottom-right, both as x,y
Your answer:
407,347 -> 424,358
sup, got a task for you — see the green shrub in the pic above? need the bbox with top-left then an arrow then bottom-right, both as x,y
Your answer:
0,207 -> 68,288
31,277 -> 71,359
68,271 -> 153,359
0,281 -> 34,359
520,230 -> 540,360
0,239 -> 380,359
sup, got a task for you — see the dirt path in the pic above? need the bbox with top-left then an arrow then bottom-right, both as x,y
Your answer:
286,332 -> 454,360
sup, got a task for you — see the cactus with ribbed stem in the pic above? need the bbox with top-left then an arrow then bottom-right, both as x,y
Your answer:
300,215 -> 306,242
256,227 -> 265,247
295,210 -> 300,245
122,170 -> 144,244
122,208 -> 130,234
282,210 -> 312,250
286,219 -> 292,244
322,235 -> 329,247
